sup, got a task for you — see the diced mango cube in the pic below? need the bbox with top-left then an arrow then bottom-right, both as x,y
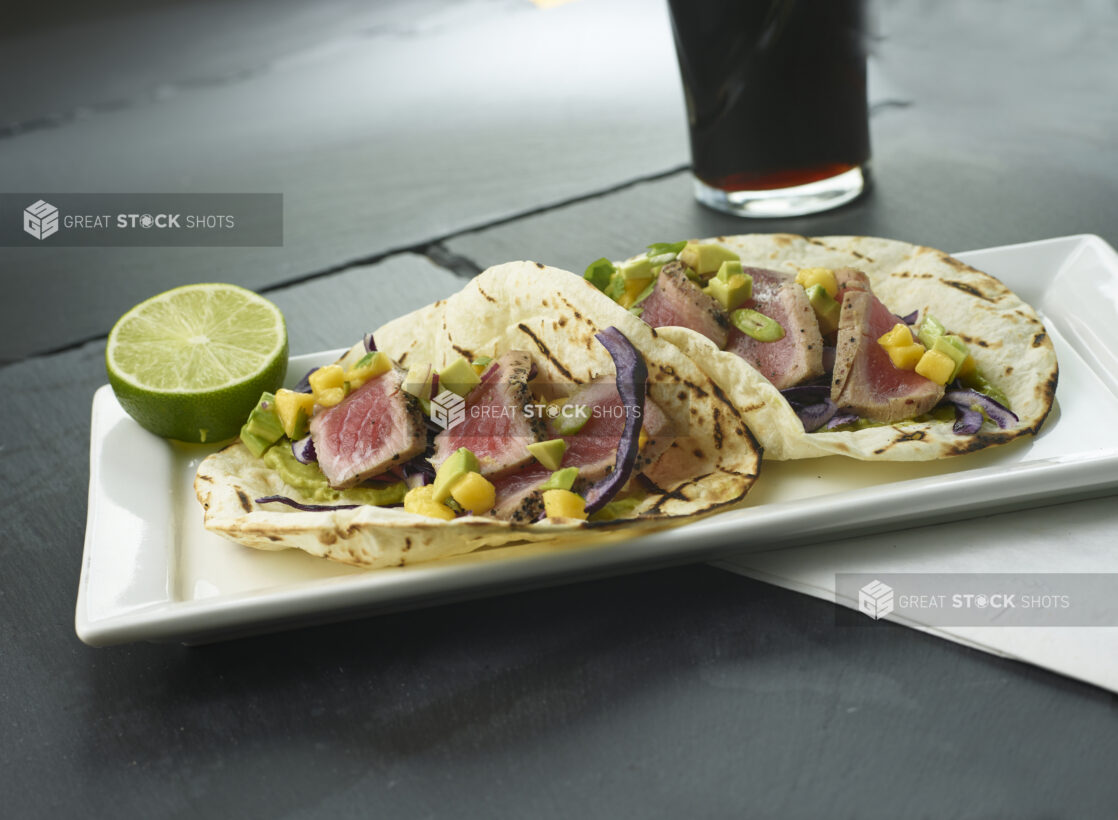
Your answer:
345,351 -> 391,390
915,349 -> 956,385
315,386 -> 347,408
542,489 -> 588,520
274,388 -> 316,438
309,364 -> 345,393
796,267 -> 838,298
404,485 -> 457,521
877,323 -> 914,349
619,276 -> 651,309
884,343 -> 925,370
449,471 -> 496,515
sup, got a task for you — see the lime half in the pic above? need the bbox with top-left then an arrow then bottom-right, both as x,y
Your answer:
106,283 -> 288,443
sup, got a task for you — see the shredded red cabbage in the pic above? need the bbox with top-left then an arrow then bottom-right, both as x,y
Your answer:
780,384 -> 837,432
291,435 -> 317,464
400,454 -> 435,487
826,410 -> 861,429
944,389 -> 1018,434
255,495 -> 360,511
580,327 -> 648,516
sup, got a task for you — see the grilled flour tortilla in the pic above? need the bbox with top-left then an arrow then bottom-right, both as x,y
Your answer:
195,262 -> 761,569
642,234 -> 1058,461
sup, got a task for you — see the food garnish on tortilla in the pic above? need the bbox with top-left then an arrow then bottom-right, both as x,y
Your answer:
585,234 -> 1058,461
195,262 -> 761,568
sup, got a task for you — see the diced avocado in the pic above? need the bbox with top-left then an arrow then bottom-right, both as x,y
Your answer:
714,260 -> 743,283
240,429 -> 274,458
539,466 -> 579,492
705,268 -> 753,312
678,242 -> 740,277
932,335 -> 970,382
527,438 -> 567,470
916,314 -> 947,349
730,308 -> 785,342
241,392 -> 284,455
403,362 -> 434,400
620,256 -> 654,281
805,284 -> 841,335
438,356 -> 482,397
432,447 -> 480,503
583,257 -> 615,292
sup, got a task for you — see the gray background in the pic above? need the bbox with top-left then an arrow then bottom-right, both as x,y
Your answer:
3,1 -> 1118,817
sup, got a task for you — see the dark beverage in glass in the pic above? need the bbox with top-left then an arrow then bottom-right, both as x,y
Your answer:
667,0 -> 871,217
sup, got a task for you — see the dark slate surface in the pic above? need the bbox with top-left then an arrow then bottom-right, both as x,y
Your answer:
0,0 -> 687,362
3,1 -> 1118,818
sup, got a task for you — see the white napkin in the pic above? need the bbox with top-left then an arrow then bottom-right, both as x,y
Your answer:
716,236 -> 1118,693
715,492 -> 1118,692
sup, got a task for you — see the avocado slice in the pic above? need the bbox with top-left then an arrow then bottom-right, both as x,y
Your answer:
805,283 -> 841,335
241,392 -> 284,456
678,242 -> 740,277
438,356 -> 482,397
704,261 -> 753,312
620,256 -> 654,281
916,314 -> 947,349
932,335 -> 970,382
433,447 -> 480,503
527,438 -> 567,470
539,466 -> 579,492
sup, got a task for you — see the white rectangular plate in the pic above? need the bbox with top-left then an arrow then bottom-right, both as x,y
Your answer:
76,234 -> 1118,645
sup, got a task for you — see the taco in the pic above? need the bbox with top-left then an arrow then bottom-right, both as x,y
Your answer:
195,262 -> 761,569
584,234 -> 1058,461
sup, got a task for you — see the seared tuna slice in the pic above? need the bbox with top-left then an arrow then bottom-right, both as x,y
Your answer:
490,379 -> 673,522
834,267 -> 870,300
639,260 -> 730,348
548,378 -> 672,482
490,465 -> 552,523
431,350 -> 545,478
831,290 -> 945,423
309,368 -> 426,489
726,267 -> 825,390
